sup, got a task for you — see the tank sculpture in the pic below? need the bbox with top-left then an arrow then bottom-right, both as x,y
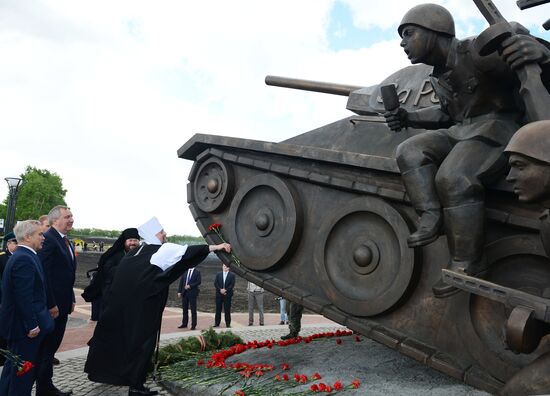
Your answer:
178,2 -> 550,394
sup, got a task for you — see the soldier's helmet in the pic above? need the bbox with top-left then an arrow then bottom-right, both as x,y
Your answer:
505,120 -> 550,164
398,3 -> 455,38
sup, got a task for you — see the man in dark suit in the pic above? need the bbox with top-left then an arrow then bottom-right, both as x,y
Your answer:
214,264 -> 235,328
177,267 -> 201,330
0,220 -> 54,395
36,205 -> 76,396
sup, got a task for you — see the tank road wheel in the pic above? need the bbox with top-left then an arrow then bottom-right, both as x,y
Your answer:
461,234 -> 550,381
193,157 -> 234,213
226,173 -> 302,271
313,196 -> 416,316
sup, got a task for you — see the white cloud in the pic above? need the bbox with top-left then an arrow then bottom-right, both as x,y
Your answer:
0,0 -> 547,236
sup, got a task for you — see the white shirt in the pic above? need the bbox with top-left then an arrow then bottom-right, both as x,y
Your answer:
247,282 -> 264,293
222,271 -> 228,286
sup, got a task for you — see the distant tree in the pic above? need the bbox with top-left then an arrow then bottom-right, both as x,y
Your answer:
0,166 -> 67,221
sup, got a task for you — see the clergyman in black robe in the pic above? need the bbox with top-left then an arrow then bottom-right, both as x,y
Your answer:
84,217 -> 231,396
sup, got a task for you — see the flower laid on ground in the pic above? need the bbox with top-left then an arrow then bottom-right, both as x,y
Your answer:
159,329 -> 363,395
208,223 -> 241,267
334,380 -> 343,391
0,349 -> 34,377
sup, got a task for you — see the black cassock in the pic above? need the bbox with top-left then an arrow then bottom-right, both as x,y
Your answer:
84,243 -> 209,386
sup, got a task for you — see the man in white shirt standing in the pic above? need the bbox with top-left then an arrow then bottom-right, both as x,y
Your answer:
213,264 -> 235,328
247,282 -> 264,326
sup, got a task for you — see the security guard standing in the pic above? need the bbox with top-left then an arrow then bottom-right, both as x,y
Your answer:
0,231 -> 18,366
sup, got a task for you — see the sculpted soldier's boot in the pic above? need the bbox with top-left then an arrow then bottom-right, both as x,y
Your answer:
401,165 -> 442,247
433,202 -> 489,298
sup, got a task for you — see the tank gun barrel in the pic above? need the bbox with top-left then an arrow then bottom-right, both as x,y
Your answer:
265,75 -> 363,96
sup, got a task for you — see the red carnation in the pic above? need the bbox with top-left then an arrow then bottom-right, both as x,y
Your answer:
208,223 -> 222,231
275,374 -> 281,381
16,361 -> 34,377
326,385 -> 333,392
334,380 -> 343,390
355,335 -> 361,342
282,374 -> 289,381
281,363 -> 290,370
234,390 -> 245,396
351,379 -> 361,389
310,384 -> 319,392
312,372 -> 322,380
336,338 -> 342,345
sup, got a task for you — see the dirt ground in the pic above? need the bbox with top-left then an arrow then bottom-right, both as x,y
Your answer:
76,251 -> 283,313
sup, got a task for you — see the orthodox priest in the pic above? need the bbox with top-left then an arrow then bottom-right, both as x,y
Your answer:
84,217 -> 231,396
81,227 -> 141,319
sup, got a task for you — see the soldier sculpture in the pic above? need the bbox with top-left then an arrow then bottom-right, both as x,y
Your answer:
384,3 -> 550,297
499,120 -> 550,395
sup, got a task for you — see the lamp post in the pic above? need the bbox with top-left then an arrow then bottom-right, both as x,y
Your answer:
4,177 -> 23,235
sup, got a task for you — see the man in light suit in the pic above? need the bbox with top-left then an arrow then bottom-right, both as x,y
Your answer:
213,264 -> 235,328
36,206 -> 76,396
177,267 -> 201,330
0,220 -> 54,395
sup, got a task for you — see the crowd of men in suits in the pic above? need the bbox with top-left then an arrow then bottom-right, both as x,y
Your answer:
0,205 -> 76,396
0,206 -> 282,396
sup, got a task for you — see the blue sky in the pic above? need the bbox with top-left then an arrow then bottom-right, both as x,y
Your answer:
327,0 -> 550,51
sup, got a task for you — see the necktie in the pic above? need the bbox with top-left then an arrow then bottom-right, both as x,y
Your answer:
186,269 -> 192,285
64,236 -> 74,259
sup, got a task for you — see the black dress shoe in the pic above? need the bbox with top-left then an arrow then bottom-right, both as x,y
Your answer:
190,326 -> 196,330
52,357 -> 60,365
281,333 -> 297,340
177,324 -> 186,329
129,385 -> 159,395
213,324 -> 219,328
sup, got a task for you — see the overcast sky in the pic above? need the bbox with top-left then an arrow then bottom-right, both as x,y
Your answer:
0,0 -> 548,236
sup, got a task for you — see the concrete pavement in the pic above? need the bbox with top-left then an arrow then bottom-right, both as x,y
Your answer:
33,290 -> 338,395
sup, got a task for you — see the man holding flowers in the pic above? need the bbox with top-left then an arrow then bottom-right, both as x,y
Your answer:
0,220 -> 54,395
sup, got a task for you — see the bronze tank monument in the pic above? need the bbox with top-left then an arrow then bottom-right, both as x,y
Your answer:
178,2 -> 550,395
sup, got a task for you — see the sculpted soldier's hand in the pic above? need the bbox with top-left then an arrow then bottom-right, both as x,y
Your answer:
209,243 -> 231,253
501,34 -> 550,70
383,107 -> 408,132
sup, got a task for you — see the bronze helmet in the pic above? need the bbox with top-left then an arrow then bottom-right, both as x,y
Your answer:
505,120 -> 550,164
398,3 -> 455,38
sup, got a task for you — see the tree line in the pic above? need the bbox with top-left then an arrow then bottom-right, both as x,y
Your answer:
1,166 -> 204,243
